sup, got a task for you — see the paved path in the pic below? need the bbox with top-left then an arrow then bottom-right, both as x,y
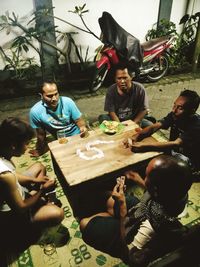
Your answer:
0,72 -> 200,123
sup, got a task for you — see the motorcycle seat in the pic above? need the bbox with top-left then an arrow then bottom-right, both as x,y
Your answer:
141,36 -> 170,51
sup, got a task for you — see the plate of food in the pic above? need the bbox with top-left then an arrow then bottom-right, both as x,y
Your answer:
99,120 -> 125,135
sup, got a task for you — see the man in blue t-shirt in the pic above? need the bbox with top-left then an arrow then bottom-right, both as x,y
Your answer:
29,82 -> 87,156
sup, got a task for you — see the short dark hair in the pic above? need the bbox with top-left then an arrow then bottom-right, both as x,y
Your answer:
0,117 -> 34,151
180,89 -> 200,112
40,80 -> 57,93
148,154 -> 192,205
114,61 -> 132,77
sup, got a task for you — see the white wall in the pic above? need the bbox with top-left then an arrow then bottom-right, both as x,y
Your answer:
187,0 -> 200,15
0,0 -> 160,68
171,0 -> 187,33
0,0 -> 40,69
0,0 -> 194,69
53,0 -> 160,62
0,0 -> 34,16
171,0 -> 200,33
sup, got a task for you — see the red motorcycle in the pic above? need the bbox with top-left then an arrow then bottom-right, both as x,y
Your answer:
91,12 -> 176,92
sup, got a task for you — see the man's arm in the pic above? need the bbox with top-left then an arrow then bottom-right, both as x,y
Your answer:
1,173 -> 55,213
75,116 -> 87,137
67,98 -> 87,135
29,128 -> 48,157
133,122 -> 162,141
112,178 -> 129,260
104,86 -> 119,121
131,82 -> 149,124
133,109 -> 147,124
123,122 -> 162,149
109,111 -> 120,122
125,171 -> 146,188
132,137 -> 183,153
15,172 -> 49,186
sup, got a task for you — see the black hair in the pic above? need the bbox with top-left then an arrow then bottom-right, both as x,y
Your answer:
114,61 -> 133,77
0,117 -> 34,154
40,80 -> 57,93
180,89 -> 200,112
147,155 -> 192,207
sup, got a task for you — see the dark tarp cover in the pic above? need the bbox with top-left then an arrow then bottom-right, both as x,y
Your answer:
99,12 -> 143,69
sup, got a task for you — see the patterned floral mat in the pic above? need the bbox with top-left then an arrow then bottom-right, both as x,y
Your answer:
7,135 -> 200,267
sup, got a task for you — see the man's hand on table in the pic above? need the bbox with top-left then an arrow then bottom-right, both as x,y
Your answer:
122,127 -> 142,149
131,142 -> 147,152
122,138 -> 150,153
122,137 -> 133,149
79,126 -> 89,138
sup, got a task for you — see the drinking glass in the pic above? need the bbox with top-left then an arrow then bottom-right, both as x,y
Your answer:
57,129 -> 68,144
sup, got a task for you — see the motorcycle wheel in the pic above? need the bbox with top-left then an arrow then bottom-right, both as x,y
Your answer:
146,54 -> 169,82
90,65 -> 108,92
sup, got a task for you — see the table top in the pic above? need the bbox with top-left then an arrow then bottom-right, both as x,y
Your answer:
48,120 -> 161,186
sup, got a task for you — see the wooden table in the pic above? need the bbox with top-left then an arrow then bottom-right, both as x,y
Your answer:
48,120 -> 161,217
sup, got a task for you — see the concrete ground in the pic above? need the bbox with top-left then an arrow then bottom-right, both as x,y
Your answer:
1,71 -> 200,267
0,72 -> 200,124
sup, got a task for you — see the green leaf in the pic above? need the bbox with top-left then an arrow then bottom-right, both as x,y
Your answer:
81,3 -> 86,10
57,34 -> 64,43
28,27 -> 36,34
12,12 -> 18,22
0,15 -> 8,23
179,14 -> 189,25
22,44 -> 29,52
195,12 -> 200,18
6,26 -> 11,35
28,16 -> 37,25
82,10 -> 89,14
4,64 -> 12,70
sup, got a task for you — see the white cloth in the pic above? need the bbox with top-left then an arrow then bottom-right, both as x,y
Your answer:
128,219 -> 155,250
0,158 -> 25,212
